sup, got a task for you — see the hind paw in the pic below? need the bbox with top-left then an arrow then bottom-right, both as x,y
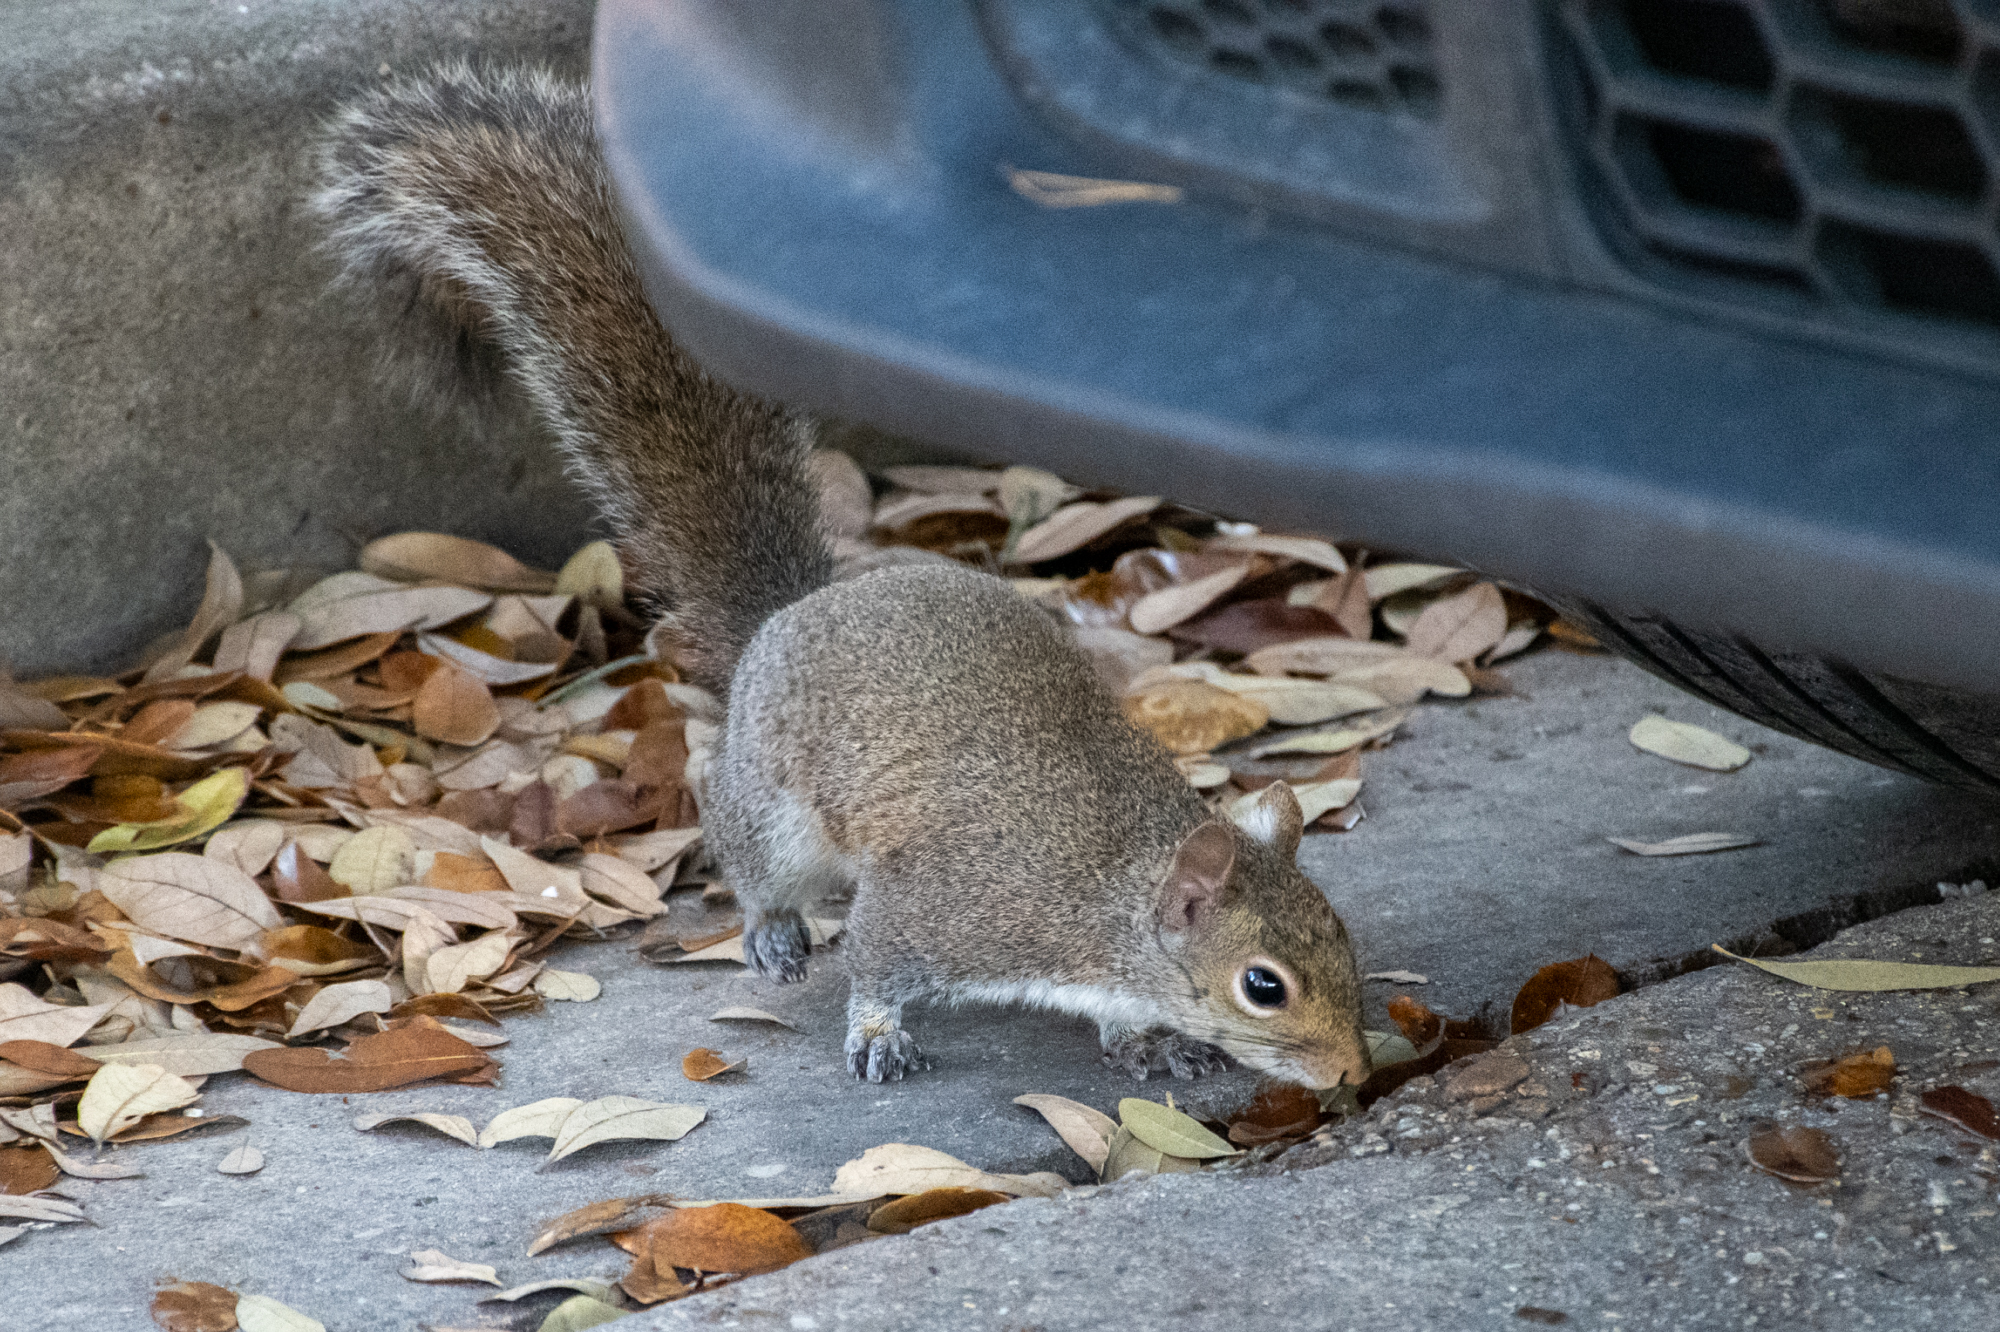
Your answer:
845,1028 -> 929,1083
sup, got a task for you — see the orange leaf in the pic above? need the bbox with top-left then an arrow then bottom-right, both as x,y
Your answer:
425,852 -> 509,894
377,650 -> 445,695
1510,955 -> 1621,1034
413,664 -> 499,747
637,1202 -> 812,1276
150,1281 -> 240,1332
1799,1047 -> 1896,1099
682,1048 -> 746,1081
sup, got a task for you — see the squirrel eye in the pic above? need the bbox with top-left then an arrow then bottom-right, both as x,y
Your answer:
1240,965 -> 1287,1009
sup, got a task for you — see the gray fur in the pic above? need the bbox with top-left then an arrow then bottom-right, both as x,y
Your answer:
316,66 -> 1370,1088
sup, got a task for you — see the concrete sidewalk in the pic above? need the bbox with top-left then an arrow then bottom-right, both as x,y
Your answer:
15,648 -> 2000,1330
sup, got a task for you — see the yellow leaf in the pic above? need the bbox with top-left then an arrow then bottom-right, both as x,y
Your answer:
556,541 -> 624,609
87,767 -> 249,854
1118,1097 -> 1238,1159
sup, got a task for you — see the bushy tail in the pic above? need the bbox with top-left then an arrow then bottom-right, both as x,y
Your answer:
314,64 -> 832,696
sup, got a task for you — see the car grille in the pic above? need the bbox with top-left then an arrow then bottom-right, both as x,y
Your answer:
1553,0 -> 2000,354
1102,0 -> 1443,117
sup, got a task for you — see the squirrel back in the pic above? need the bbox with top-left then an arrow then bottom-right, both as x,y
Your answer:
313,64 -> 830,696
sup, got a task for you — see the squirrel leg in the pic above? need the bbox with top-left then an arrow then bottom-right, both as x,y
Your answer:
844,987 -> 929,1083
742,910 -> 813,984
707,777 -> 846,984
1099,1024 -> 1234,1081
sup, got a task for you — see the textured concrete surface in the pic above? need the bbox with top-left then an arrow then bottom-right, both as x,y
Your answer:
12,649 -> 2000,1330
0,0 -> 600,677
631,890 -> 2000,1332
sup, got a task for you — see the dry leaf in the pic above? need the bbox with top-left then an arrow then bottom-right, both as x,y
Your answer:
1711,946 -> 2000,991
217,1144 -> 265,1175
1402,582 -> 1506,663
481,1098 -> 586,1150
243,1021 -> 495,1093
1127,565 -> 1251,636
357,1112 -> 481,1146
0,985 -> 116,1047
233,1294 -> 324,1332
1919,1086 -> 2000,1139
205,820 -> 289,878
709,1007 -> 798,1032
1225,1084 -> 1323,1147
614,827 -> 703,873
1247,709 -> 1406,758
168,702 -> 264,751
360,532 -> 556,593
402,1247 -> 503,1286
151,1281 -> 242,1332
1010,496 -> 1161,563
866,1186 -> 1010,1234
326,824 -> 418,895
1365,970 -> 1429,985
1800,1047 -> 1896,1098
145,543 -> 244,683
577,853 -> 665,915
830,1143 -> 1067,1199
424,931 -> 514,995
77,1033 -> 282,1077
96,852 -> 282,950
682,1048 -> 746,1081
38,1134 -> 146,1180
1744,1125 -> 1839,1184
546,1097 -> 707,1165
1629,716 -> 1752,772
286,980 -> 395,1037
532,969 -> 601,1002
417,632 -> 558,686
287,572 -> 490,651
1204,532 -> 1346,573
1511,955 -> 1621,1034
212,612 -> 303,682
88,767 -> 250,854
414,664 -> 501,747
1362,563 -> 1461,600
0,1146 -> 61,1195
556,541 -> 624,609
78,1062 -> 201,1143
631,1202 -> 810,1276
1122,680 -> 1268,756
1609,833 -> 1759,857
1012,1094 -> 1118,1173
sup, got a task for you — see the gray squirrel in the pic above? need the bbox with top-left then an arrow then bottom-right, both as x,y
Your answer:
315,65 -> 1371,1088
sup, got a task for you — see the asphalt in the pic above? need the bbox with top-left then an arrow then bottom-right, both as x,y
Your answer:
12,647 -> 2000,1330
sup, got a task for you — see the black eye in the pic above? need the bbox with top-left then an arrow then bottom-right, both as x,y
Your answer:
1242,966 -> 1286,1008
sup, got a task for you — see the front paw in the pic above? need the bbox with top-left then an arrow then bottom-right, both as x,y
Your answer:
845,1029 -> 929,1083
743,913 -> 811,983
1101,1029 -> 1233,1082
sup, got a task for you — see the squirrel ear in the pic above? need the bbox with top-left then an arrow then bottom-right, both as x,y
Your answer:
1228,781 -> 1304,859
1157,821 -> 1236,934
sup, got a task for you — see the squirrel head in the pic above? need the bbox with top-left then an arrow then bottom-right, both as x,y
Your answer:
1150,783 -> 1370,1091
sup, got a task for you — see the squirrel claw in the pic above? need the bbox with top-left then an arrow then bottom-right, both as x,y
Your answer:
1101,1029 -> 1233,1082
847,1030 -> 928,1082
743,913 -> 812,983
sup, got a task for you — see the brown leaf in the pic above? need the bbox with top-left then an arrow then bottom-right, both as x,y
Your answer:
413,664 -> 499,747
2,730 -> 215,781
359,532 -> 557,593
1403,582 -> 1507,663
243,1019 -> 495,1093
1122,680 -> 1268,755
0,1144 -> 62,1196
121,700 -> 200,748
1510,955 -> 1621,1035
0,917 -> 111,965
150,1280 -> 241,1332
433,789 -> 515,834
59,1112 -> 249,1144
619,1247 -> 688,1305
1387,994 -> 1443,1047
1010,496 -> 1161,563
387,994 -> 502,1027
1126,564 -> 1252,636
1224,1084 -> 1323,1148
865,1187 -> 1010,1235
269,841 -> 350,904
1169,599 -> 1342,655
633,1202 -> 813,1276
529,1193 -> 678,1256
0,1040 -> 104,1079
107,948 -> 303,1012
273,632 -> 403,684
1310,568 -> 1374,641
1799,1047 -> 1896,1099
377,650 -> 445,696
604,679 -> 683,732
144,542 -> 244,684
0,745 -> 103,809
682,1048 -> 746,1081
1919,1085 -> 2000,1139
1744,1125 -> 1839,1184
559,780 -> 663,838
621,719 -> 689,792
425,852 -> 509,894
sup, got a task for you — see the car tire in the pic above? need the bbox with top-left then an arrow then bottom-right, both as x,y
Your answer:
1550,600 -> 2000,796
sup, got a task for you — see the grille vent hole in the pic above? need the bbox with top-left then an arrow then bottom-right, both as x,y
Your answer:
1623,0 -> 1775,92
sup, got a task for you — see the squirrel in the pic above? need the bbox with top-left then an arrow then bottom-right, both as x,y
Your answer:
314,64 -> 1372,1089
